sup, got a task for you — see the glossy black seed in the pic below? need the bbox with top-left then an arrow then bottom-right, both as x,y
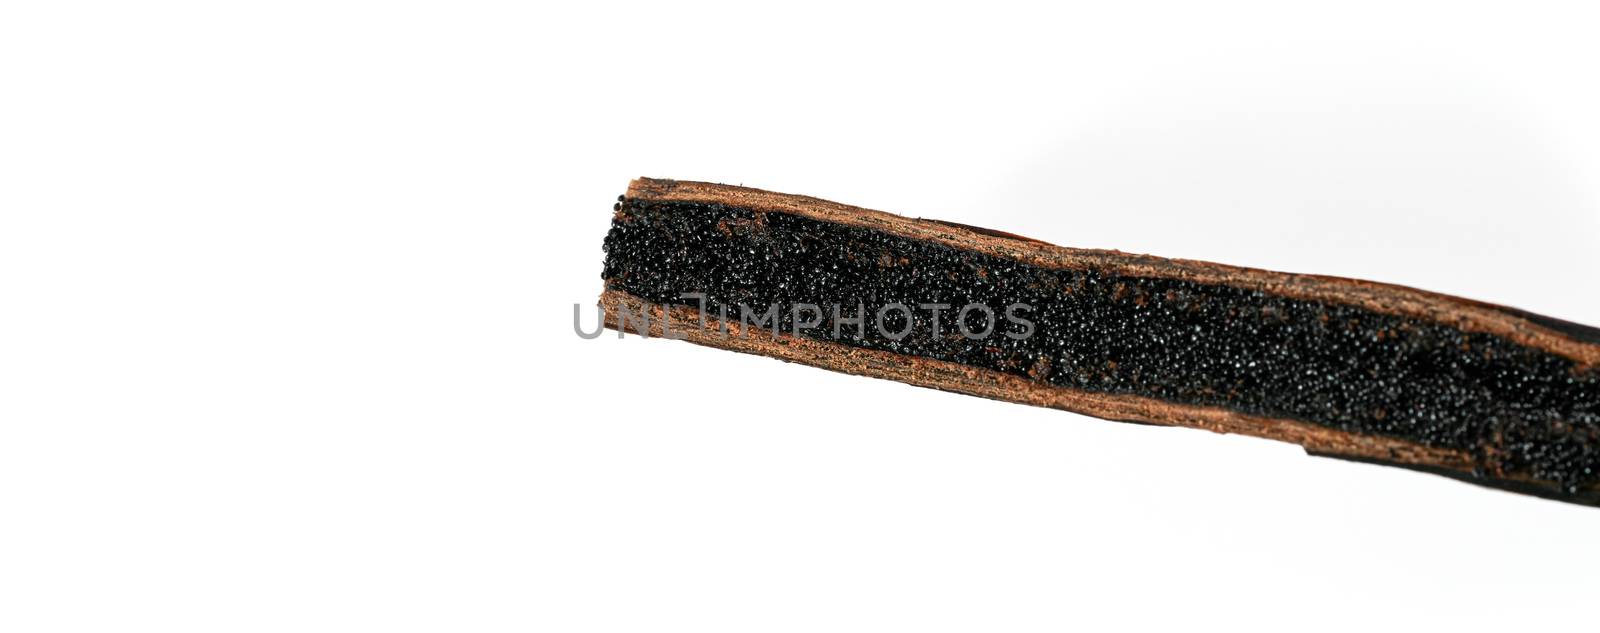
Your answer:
601,199 -> 1600,493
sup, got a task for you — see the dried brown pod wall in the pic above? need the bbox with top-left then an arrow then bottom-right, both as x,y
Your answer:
599,177 -> 1600,506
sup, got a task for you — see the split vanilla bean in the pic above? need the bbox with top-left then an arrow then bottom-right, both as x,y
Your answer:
599,177 -> 1600,506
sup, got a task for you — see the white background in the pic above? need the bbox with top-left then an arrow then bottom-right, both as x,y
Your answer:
4,1 -> 1600,631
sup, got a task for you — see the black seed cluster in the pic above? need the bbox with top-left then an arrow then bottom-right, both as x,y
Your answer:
602,197 -> 1600,495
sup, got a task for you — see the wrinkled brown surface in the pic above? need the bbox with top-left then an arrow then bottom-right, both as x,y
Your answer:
603,178 -> 1600,504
